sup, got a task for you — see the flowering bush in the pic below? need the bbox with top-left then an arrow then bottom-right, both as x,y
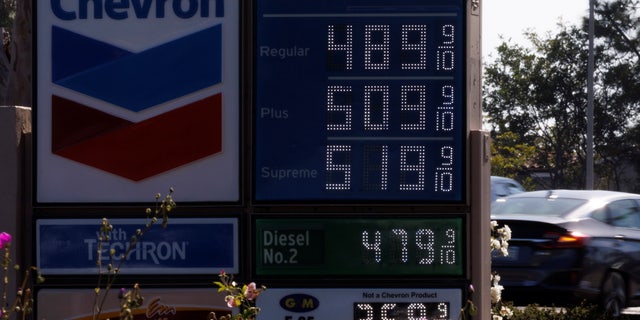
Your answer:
460,220 -> 512,320
0,189 -> 175,320
93,188 -> 176,320
491,220 -> 511,258
0,231 -> 44,320
211,271 -> 266,320
115,283 -> 145,320
490,221 -> 512,320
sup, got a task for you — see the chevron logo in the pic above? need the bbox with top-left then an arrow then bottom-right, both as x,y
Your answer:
50,25 -> 223,180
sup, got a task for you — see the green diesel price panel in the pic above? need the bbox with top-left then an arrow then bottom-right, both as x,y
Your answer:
254,217 -> 464,276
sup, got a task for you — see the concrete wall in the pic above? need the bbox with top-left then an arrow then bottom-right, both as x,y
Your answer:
0,105 -> 31,303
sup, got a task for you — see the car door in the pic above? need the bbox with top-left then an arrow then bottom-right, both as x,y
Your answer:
580,199 -> 640,298
605,199 -> 640,305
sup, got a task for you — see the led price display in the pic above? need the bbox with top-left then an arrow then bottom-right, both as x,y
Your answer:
254,0 -> 465,202
354,302 -> 450,320
256,288 -> 463,320
255,217 -> 464,276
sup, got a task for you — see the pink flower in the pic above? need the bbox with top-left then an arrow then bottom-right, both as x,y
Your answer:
225,296 -> 238,308
244,282 -> 259,301
0,232 -> 11,248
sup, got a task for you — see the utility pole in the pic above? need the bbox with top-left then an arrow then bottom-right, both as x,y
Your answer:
586,0 -> 595,189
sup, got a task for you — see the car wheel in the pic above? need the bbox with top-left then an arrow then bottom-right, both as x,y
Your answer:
601,272 -> 626,317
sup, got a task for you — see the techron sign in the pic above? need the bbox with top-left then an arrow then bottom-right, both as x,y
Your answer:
36,218 -> 238,275
35,0 -> 240,203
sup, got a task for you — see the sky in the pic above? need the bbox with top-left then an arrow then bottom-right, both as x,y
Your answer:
482,0 -> 591,60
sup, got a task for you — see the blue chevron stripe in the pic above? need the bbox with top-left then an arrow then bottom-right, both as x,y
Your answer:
52,26 -> 133,82
53,25 -> 222,112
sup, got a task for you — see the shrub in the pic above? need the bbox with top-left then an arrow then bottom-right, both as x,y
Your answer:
507,302 -> 635,320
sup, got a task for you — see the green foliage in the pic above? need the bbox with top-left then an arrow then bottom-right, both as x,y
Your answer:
626,124 -> 640,192
0,0 -> 16,29
490,131 -> 536,189
507,302 -> 635,320
484,25 -> 588,189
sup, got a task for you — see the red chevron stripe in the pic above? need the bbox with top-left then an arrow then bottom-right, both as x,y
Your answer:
52,94 -> 222,181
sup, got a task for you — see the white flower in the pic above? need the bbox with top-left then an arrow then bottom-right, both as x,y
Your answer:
492,315 -> 503,320
498,226 -> 512,241
491,239 -> 501,251
500,241 -> 509,257
499,306 -> 513,318
490,285 -> 503,304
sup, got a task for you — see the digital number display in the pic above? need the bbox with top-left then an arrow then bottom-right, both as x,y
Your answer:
355,302 -> 450,320
256,288 -> 463,320
254,0 -> 465,202
255,217 -> 464,276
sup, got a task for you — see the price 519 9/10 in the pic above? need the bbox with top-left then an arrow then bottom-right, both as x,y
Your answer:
325,145 -> 455,192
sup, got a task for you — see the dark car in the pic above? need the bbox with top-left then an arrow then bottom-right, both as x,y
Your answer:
491,190 -> 640,316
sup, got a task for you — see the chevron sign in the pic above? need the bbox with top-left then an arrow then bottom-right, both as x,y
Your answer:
35,1 -> 240,202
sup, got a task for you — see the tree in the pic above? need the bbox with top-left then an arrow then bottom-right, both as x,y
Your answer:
592,0 -> 640,190
1,0 -> 16,101
0,0 -> 30,107
484,25 -> 589,189
490,131 -> 536,190
594,0 -> 640,62
484,0 -> 640,191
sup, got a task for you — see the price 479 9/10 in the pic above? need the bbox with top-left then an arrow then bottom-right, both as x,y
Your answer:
362,228 -> 457,265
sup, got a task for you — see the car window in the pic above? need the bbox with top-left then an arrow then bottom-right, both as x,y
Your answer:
591,207 -> 608,223
493,183 -> 510,197
492,197 -> 586,217
495,182 -> 524,197
492,180 -> 524,196
607,199 -> 640,229
505,183 -> 525,195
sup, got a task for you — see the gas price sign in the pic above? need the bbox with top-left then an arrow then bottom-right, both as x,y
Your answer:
355,302 -> 451,320
255,217 -> 464,276
254,0 -> 465,202
256,288 -> 463,320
